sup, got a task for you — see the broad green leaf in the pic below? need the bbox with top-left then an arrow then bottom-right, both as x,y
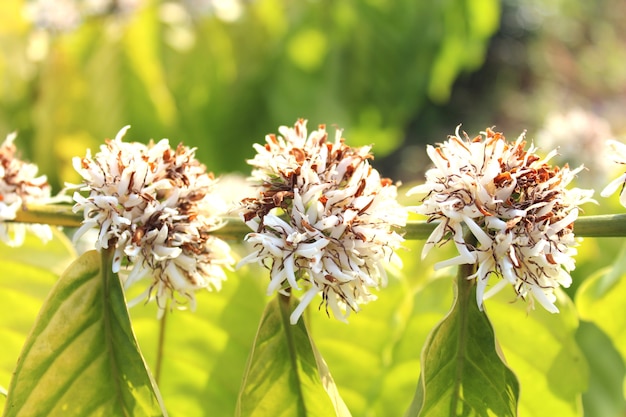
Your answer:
236,294 -> 350,417
2,250 -> 167,417
576,243 -> 626,366
487,287 -> 587,417
0,229 -> 76,411
128,262 -> 268,417
407,264 -> 519,417
309,271 -> 453,415
576,244 -> 626,417
576,321 -> 626,417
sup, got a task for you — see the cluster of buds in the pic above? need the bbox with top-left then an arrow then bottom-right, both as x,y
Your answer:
0,133 -> 53,246
72,126 -> 233,317
408,126 -> 594,312
237,119 -> 407,324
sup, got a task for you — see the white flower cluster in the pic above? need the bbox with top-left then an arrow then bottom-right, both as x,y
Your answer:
72,126 -> 233,317
238,119 -> 406,324
600,139 -> 626,207
0,133 -> 53,246
408,126 -> 594,313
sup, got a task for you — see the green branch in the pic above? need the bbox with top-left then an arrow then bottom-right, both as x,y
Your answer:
10,204 -> 626,239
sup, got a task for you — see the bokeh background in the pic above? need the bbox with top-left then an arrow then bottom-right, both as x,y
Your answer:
1,1 -> 626,416
3,0 -> 625,191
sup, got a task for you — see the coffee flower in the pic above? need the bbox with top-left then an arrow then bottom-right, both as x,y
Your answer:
600,139 -> 626,207
72,126 -> 233,317
238,119 -> 406,324
0,132 -> 53,246
408,126 -> 593,313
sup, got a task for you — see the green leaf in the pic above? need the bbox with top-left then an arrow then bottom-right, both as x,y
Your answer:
128,264 -> 268,417
236,294 -> 350,417
307,250 -> 454,416
576,243 -> 626,415
0,229 -> 76,412
576,242 -> 626,362
487,287 -> 587,417
406,263 -> 519,417
2,250 -> 167,417
576,321 -> 626,417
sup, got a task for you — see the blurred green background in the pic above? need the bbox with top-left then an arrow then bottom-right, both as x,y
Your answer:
1,0 -> 625,191
1,1 -> 626,416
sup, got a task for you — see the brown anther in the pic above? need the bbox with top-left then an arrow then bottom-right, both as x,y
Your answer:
358,198 -> 374,215
188,191 -> 206,202
534,168 -> 545,182
290,148 -> 306,164
475,199 -> 492,216
355,178 -> 367,197
272,190 -> 294,208
132,227 -> 146,245
485,127 -> 504,142
506,217 -> 522,230
509,249 -> 521,268
117,151 -> 124,172
450,135 -> 470,152
536,212 -> 554,222
494,172 -> 512,185
302,220 -> 316,232
435,148 -> 450,162
527,155 -> 540,164
294,121 -> 304,136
